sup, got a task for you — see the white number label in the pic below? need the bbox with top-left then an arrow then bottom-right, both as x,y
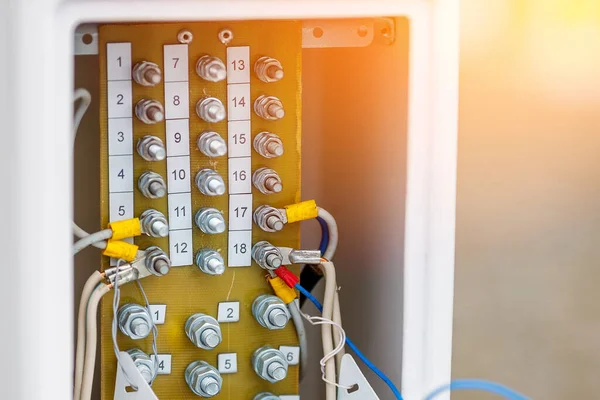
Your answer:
217,302 -> 240,322
226,46 -> 250,84
109,192 -> 134,222
228,194 -> 253,231
228,230 -> 252,267
148,304 -> 166,324
169,229 -> 193,266
167,193 -> 193,230
218,353 -> 238,374
106,43 -> 132,81
166,119 -> 190,157
164,81 -> 190,119
108,118 -> 133,156
150,354 -> 172,375
108,155 -> 133,193
228,157 -> 252,194
227,84 -> 251,121
163,44 -> 189,82
166,156 -> 191,194
228,120 -> 251,158
279,346 -> 300,366
107,80 -> 132,118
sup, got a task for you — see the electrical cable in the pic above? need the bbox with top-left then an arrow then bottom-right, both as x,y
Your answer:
299,216 -> 329,307
300,309 -> 351,390
80,282 -> 112,400
318,261 -> 338,400
288,299 -> 308,380
73,229 -> 112,254
424,379 -> 531,400
136,279 -> 159,377
296,283 -> 404,400
74,271 -> 105,400
317,208 -> 338,260
72,88 -> 108,249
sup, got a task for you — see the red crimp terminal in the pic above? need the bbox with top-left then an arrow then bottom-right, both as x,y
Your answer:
274,266 -> 299,288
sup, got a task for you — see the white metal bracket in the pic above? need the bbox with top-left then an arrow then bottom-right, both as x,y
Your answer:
114,352 -> 159,400
75,24 -> 99,55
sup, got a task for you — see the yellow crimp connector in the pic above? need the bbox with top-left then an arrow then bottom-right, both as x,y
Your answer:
268,276 -> 297,304
108,218 -> 142,241
284,200 -> 318,224
103,240 -> 139,262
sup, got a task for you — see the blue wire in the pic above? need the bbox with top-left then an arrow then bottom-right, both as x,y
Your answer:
424,379 -> 531,400
295,283 -> 404,400
316,216 -> 329,255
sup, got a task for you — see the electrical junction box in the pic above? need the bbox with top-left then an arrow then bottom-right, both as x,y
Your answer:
0,1 -> 459,400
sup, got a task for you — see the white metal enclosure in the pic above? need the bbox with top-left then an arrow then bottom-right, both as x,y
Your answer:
0,1 -> 458,399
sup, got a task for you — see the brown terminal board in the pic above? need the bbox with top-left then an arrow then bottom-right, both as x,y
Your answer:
99,21 -> 302,399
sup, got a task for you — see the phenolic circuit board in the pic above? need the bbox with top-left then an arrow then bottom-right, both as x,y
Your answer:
98,21 -> 302,399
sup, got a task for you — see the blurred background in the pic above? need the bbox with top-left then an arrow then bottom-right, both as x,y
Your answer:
454,0 -> 600,398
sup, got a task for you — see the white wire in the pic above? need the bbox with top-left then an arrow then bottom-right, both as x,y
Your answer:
301,310 -> 352,390
288,299 -> 308,380
135,279 -> 159,380
111,260 -> 136,388
319,261 -> 339,400
74,271 -> 104,400
317,207 -> 338,260
72,88 -> 108,249
73,229 -> 112,254
315,209 -> 346,368
80,282 -> 112,400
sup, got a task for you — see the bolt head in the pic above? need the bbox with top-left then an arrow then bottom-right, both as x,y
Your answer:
118,304 -> 153,340
186,314 -> 222,350
252,346 -> 289,383
186,361 -> 222,397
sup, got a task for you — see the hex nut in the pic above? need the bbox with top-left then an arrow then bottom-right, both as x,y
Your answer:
196,55 -> 227,82
185,314 -> 222,350
251,241 -> 284,271
253,132 -> 284,159
144,246 -> 171,276
252,167 -> 283,194
117,304 -> 153,340
137,135 -> 166,161
132,61 -> 162,87
254,95 -> 285,120
253,205 -> 286,233
135,98 -> 164,124
254,393 -> 280,400
126,348 -> 156,384
254,56 -> 284,83
140,209 -> 169,238
138,171 -> 167,199
185,360 -> 223,397
252,294 -> 290,330
252,346 -> 289,383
